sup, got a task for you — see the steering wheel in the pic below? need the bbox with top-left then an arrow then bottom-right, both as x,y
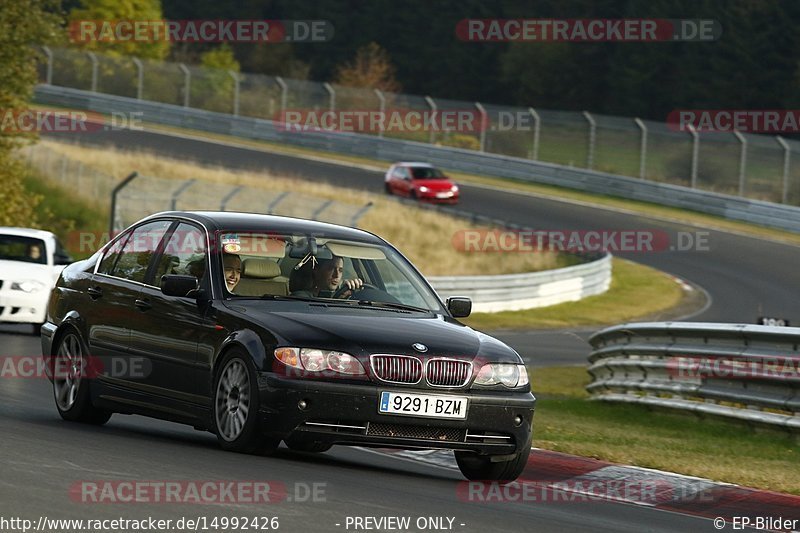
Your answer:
333,282 -> 380,299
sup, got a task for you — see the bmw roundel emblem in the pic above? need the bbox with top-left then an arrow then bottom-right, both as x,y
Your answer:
412,343 -> 428,353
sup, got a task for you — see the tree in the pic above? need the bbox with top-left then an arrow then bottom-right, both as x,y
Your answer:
0,0 -> 61,226
68,0 -> 169,60
333,42 -> 401,92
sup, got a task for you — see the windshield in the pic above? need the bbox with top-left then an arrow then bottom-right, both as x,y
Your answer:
410,167 -> 446,179
0,235 -> 47,265
217,232 -> 443,312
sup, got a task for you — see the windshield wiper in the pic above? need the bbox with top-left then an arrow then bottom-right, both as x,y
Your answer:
259,294 -> 320,303
353,300 -> 431,313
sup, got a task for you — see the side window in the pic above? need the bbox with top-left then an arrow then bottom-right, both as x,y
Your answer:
98,233 -> 130,275
154,223 -> 208,284
108,221 -> 172,283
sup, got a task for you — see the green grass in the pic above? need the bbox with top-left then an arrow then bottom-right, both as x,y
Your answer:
532,366 -> 800,494
462,258 -> 687,330
23,169 -> 108,259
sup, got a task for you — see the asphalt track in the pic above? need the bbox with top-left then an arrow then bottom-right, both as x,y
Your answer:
0,328 -> 735,532
2,128 -> 792,531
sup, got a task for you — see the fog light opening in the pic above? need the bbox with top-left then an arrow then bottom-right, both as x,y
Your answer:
513,415 -> 523,426
298,400 -> 309,411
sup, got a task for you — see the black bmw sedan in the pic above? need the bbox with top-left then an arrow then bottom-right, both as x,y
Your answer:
41,211 -> 535,481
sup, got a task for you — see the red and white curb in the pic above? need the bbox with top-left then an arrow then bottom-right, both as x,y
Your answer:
370,448 -> 800,531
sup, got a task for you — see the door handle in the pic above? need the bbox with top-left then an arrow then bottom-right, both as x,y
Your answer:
87,286 -> 103,299
134,299 -> 152,311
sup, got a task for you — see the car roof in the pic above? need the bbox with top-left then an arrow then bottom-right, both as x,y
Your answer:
0,227 -> 56,240
141,211 -> 384,245
396,162 -> 435,168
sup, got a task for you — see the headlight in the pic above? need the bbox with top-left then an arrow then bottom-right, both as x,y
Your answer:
451,185 -> 459,192
10,280 -> 46,293
274,347 -> 365,375
418,186 -> 430,193
474,363 -> 529,388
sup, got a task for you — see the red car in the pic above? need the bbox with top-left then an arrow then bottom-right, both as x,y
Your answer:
384,162 -> 460,204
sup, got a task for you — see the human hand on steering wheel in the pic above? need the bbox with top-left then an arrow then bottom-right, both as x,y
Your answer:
333,279 -> 378,299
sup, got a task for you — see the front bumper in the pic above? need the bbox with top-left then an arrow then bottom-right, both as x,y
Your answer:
419,192 -> 459,204
0,288 -> 48,324
258,374 -> 535,456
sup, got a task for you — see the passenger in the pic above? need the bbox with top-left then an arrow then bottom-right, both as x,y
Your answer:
27,244 -> 44,264
290,255 -> 362,298
222,253 -> 241,294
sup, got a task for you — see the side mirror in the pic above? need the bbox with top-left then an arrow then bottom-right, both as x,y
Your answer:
161,275 -> 199,298
447,296 -> 472,318
54,253 -> 73,266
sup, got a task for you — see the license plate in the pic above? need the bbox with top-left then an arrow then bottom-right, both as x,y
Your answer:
435,192 -> 453,198
379,391 -> 468,419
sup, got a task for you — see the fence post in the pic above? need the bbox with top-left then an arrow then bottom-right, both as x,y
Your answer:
170,179 -> 196,210
634,118 -> 647,179
311,199 -> 334,221
583,111 -> 596,170
220,186 -> 243,211
425,96 -> 437,145
776,136 -> 791,204
228,70 -> 240,116
528,107 -> 540,160
110,172 -> 139,235
733,131 -> 747,196
132,58 -> 143,100
688,124 -> 699,188
350,201 -> 374,227
323,82 -> 335,112
87,52 -> 99,93
267,191 -> 290,214
374,89 -> 386,138
178,63 -> 190,107
475,102 -> 488,152
275,77 -> 288,114
42,46 -> 53,85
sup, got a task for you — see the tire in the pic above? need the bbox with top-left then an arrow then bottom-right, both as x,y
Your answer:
284,436 -> 332,453
213,349 -> 279,455
52,329 -> 112,425
455,444 -> 531,482
384,182 -> 392,195
410,189 -> 418,200
33,323 -> 43,336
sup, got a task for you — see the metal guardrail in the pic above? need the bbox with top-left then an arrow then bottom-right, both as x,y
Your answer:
37,46 -> 800,206
430,253 -> 612,313
587,322 -> 800,430
34,86 -> 800,233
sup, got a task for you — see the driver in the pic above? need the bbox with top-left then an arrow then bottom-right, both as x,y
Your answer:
290,255 -> 363,298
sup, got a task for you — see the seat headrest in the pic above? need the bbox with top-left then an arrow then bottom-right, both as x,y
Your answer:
242,258 -> 281,279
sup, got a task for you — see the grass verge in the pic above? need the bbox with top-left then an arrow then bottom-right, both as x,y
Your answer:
462,257 -> 689,330
532,365 -> 800,494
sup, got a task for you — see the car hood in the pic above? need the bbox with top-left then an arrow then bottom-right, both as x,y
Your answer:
0,260 -> 55,283
414,179 -> 455,190
223,302 -> 520,362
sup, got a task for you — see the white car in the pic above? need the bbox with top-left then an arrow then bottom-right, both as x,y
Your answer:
0,228 -> 72,333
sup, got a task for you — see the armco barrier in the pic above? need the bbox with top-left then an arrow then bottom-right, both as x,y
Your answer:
430,253 -> 611,313
34,85 -> 800,233
587,322 -> 800,430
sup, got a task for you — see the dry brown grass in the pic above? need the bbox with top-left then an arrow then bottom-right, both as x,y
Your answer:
39,140 -> 563,276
